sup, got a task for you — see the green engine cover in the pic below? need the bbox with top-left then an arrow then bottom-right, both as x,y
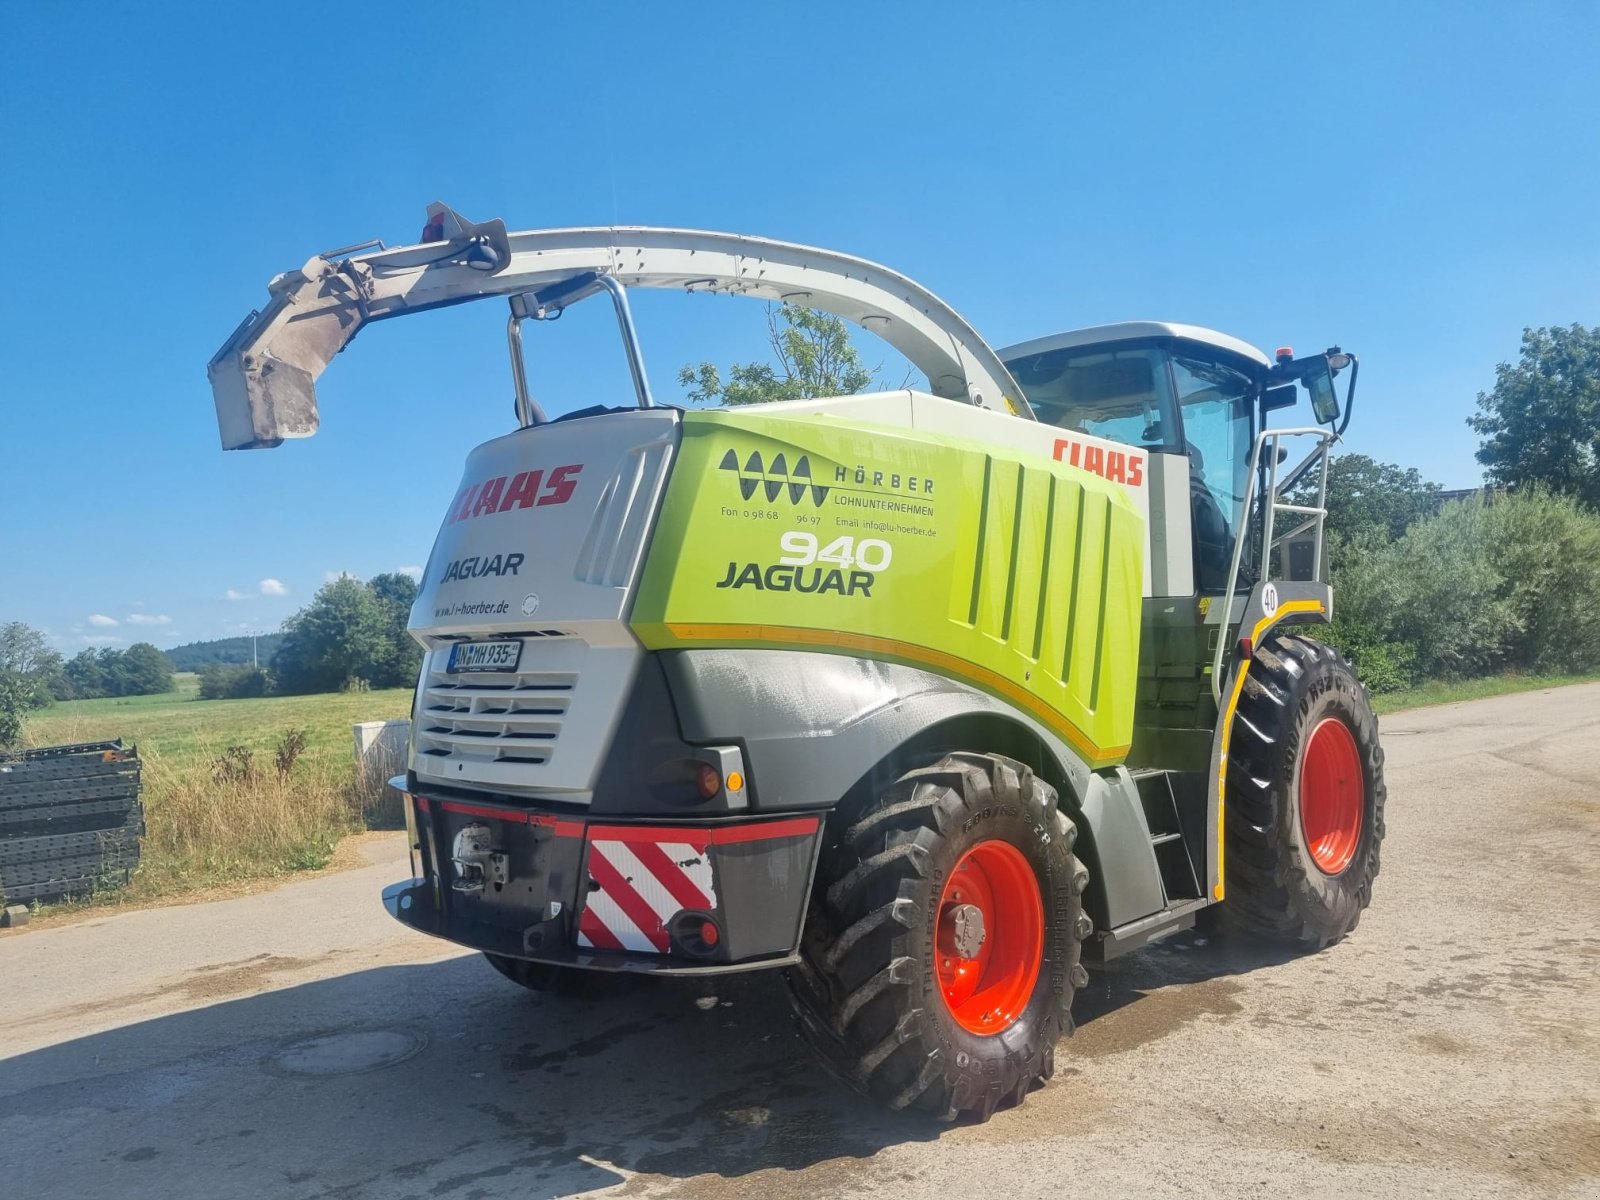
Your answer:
632,409 -> 1144,769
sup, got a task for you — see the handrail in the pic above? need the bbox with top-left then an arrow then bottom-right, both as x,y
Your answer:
596,275 -> 655,411
1209,425 -> 1336,703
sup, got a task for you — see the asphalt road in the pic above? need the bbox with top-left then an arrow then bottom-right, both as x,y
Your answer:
3,685 -> 1597,1199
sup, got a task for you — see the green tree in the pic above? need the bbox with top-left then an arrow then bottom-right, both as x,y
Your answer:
64,648 -> 111,699
119,642 -> 175,696
367,571 -> 423,688
0,673 -> 27,748
678,304 -> 877,406
0,622 -> 62,747
1468,324 -> 1600,510
1338,490 -> 1600,682
273,577 -> 389,694
1478,488 -> 1600,673
198,662 -> 269,699
1315,454 -> 1444,541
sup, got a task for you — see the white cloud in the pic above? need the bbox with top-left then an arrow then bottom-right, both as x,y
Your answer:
87,613 -> 119,628
398,565 -> 423,581
226,578 -> 291,601
126,613 -> 172,626
80,634 -> 123,646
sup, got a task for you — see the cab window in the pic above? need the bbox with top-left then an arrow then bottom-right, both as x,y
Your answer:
1172,354 -> 1254,591
1005,347 -> 1180,453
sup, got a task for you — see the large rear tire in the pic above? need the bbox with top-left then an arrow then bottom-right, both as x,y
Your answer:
1222,634 -> 1386,948
787,752 -> 1087,1121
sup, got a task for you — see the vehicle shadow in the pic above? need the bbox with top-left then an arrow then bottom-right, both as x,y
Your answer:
1075,926 -> 1303,1027
0,955 -> 931,1200
0,929 -> 1302,1200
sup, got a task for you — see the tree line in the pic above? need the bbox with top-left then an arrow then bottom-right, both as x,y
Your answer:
1306,323 -> 1600,690
166,634 -> 286,672
1315,465 -> 1600,691
0,625 -> 175,747
200,572 -> 421,699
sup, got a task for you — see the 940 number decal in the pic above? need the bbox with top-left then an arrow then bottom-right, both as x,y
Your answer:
778,532 -> 893,571
713,532 -> 895,597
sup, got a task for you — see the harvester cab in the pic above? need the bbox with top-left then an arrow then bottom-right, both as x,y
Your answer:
209,207 -> 1385,1121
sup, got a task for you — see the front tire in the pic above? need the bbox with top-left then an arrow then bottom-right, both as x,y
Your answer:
787,753 -> 1087,1121
1222,634 -> 1386,948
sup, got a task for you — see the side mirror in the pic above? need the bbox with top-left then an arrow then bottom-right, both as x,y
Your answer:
1261,383 -> 1298,412
1305,358 -> 1341,425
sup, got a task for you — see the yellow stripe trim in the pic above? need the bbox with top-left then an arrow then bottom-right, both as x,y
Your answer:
1213,600 -> 1326,900
650,621 -> 1130,769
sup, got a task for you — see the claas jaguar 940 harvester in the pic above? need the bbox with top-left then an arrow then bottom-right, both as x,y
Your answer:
208,205 -> 1385,1120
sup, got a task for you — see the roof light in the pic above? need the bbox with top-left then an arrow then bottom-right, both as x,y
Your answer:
1275,346 -> 1294,362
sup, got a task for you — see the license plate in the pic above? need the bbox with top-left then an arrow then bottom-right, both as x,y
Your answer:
447,641 -> 521,673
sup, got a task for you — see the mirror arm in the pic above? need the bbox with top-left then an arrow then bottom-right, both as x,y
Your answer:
1334,355 -> 1359,437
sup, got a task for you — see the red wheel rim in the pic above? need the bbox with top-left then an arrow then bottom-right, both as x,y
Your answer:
935,839 -> 1044,1035
1300,717 -> 1364,875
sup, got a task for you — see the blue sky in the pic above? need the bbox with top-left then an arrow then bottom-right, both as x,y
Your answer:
2,2 -> 1596,654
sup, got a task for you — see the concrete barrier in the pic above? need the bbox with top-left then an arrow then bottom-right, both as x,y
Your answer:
353,720 -> 409,827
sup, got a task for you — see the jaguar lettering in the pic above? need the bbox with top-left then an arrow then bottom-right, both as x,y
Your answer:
714,562 -> 875,596
439,552 -> 525,584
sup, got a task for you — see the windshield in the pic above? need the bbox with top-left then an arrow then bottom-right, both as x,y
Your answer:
1004,346 -> 1180,453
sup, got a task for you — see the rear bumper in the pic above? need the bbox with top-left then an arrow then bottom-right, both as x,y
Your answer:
387,791 -> 823,975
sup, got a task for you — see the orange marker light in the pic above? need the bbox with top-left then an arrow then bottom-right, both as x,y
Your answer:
726,771 -> 744,792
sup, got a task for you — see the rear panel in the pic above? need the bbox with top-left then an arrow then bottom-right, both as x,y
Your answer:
407,409 -> 678,798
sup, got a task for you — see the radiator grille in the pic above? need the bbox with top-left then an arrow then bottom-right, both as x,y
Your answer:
414,659 -> 578,765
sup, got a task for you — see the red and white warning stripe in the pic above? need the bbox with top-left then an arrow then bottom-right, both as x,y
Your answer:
577,830 -> 715,954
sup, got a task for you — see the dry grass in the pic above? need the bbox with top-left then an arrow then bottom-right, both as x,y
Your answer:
133,738 -> 359,892
21,682 -> 412,907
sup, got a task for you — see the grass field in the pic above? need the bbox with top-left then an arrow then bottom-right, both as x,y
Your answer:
22,675 -> 412,905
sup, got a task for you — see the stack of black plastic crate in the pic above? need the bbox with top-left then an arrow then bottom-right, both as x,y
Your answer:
0,740 -> 143,905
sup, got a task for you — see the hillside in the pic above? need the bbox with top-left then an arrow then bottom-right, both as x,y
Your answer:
164,634 -> 284,672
